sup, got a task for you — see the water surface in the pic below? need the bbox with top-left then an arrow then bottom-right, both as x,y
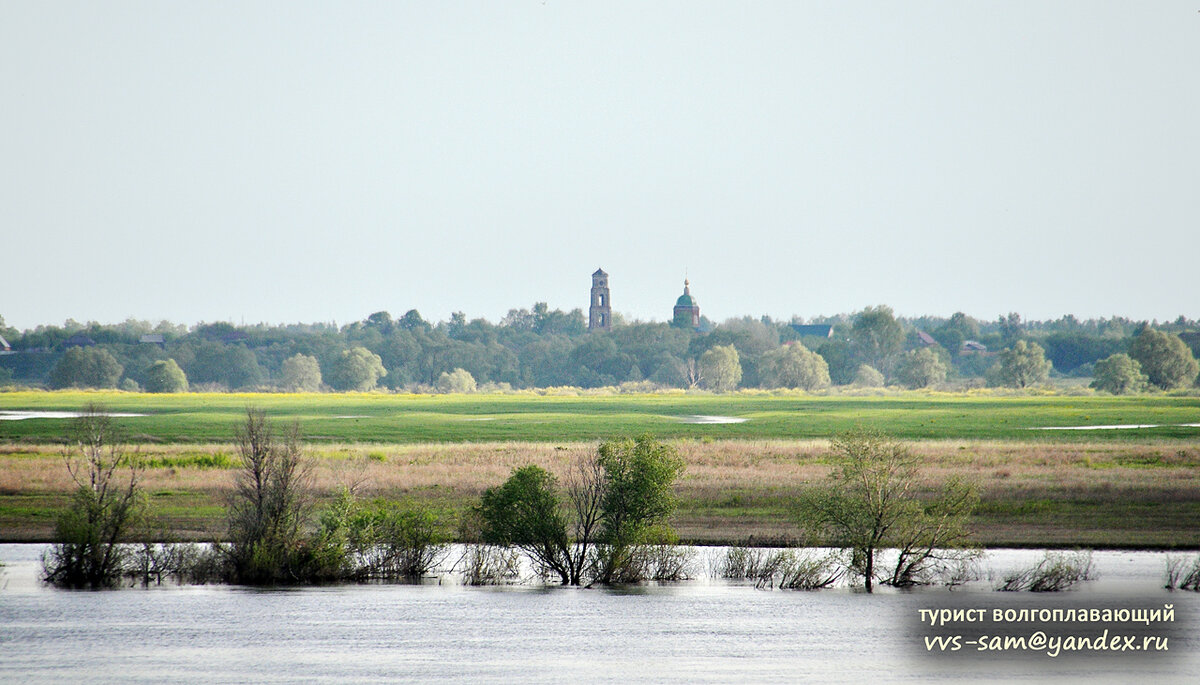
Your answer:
2,545 -> 1196,683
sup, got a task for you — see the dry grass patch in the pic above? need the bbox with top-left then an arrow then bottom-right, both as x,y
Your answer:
3,438 -> 1198,545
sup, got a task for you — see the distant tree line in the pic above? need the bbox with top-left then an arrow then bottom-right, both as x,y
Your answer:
2,307 -> 1197,394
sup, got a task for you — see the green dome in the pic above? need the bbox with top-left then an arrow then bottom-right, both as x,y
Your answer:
675,279 -> 697,307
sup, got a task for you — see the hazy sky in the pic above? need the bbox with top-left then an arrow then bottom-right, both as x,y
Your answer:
3,2 -> 1198,331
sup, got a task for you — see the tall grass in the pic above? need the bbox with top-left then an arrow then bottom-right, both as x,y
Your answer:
4,438 -> 1199,546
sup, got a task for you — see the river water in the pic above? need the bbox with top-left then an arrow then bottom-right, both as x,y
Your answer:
2,545 -> 1197,683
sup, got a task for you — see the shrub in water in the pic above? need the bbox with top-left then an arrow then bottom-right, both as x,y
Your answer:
996,551 -> 1096,592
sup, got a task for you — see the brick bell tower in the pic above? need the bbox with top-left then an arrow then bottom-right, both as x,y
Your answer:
588,268 -> 611,331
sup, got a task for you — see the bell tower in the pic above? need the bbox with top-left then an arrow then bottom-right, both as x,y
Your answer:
589,268 -> 611,331
672,279 -> 700,329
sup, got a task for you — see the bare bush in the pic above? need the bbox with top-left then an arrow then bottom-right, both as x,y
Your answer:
939,553 -> 984,589
604,541 -> 696,582
455,544 -> 522,585
42,405 -> 145,589
127,542 -> 190,586
717,545 -> 787,582
996,551 -> 1096,592
1164,554 -> 1200,591
773,551 -> 844,590
225,408 -> 313,584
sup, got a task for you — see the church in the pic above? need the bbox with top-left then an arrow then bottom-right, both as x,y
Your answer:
588,268 -> 700,331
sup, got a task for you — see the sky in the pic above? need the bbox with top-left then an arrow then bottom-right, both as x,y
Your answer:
3,2 -> 1198,331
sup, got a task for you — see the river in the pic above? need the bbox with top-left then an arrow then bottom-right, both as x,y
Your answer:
2,545 -> 1196,683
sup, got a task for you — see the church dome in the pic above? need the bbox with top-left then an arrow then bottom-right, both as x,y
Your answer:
674,279 -> 697,307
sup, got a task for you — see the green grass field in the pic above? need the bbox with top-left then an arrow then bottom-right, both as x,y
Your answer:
2,390 -> 1199,443
3,390 -> 1198,547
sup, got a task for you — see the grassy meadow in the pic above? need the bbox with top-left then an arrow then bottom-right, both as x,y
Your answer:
1,390 -> 1198,547
2,389 -> 1199,443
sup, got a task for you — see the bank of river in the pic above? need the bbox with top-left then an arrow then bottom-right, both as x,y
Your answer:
2,545 -> 1197,683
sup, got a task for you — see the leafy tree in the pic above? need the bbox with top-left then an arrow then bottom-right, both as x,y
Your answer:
435,368 -> 477,393
886,477 -> 978,588
647,354 -> 688,388
47,347 -> 124,389
852,365 -> 885,388
0,314 -> 17,344
365,311 -> 395,333
532,302 -> 587,336
932,312 -> 979,352
850,306 -> 904,375
222,345 -> 265,389
518,337 -> 573,388
479,464 -> 582,586
931,312 -> 981,354
42,406 -> 145,588
397,309 -> 431,331
143,359 -> 188,393
817,338 -> 857,386
280,353 -> 322,392
1041,332 -> 1124,374
325,347 -> 387,391
758,343 -> 831,390
699,344 -> 742,391
1128,328 -> 1199,390
894,348 -> 947,389
568,334 -> 634,387
1089,353 -> 1149,395
594,436 -> 685,583
998,312 -> 1024,344
989,341 -> 1052,388
798,429 -> 976,592
175,340 -> 263,390
480,436 -> 683,586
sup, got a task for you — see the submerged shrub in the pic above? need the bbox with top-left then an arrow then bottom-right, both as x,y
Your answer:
996,551 -> 1096,592
716,545 -> 786,582
224,409 -> 313,585
315,489 -> 448,582
773,551 -> 844,590
1164,554 -> 1200,591
455,544 -> 522,586
42,406 -> 145,589
600,531 -> 696,583
939,554 -> 984,589
715,543 -> 839,590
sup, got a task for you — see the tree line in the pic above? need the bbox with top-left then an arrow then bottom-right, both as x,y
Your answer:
3,307 -> 1198,394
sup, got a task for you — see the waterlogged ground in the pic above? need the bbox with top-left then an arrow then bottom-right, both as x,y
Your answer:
2,545 -> 1198,683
